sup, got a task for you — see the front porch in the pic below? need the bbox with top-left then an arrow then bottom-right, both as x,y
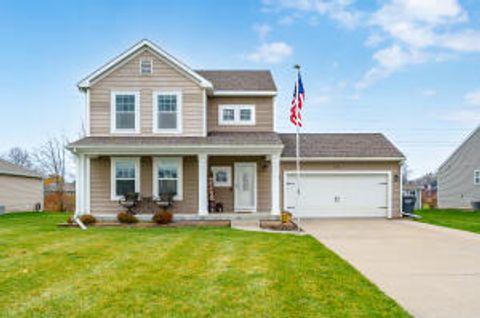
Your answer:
74,151 -> 282,219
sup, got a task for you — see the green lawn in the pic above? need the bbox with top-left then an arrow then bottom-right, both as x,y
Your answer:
416,209 -> 480,234
0,213 -> 409,318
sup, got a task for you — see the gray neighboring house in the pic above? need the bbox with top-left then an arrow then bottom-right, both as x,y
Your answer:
438,125 -> 480,209
0,159 -> 43,212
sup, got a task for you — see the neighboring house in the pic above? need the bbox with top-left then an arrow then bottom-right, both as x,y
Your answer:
0,159 -> 43,212
68,39 -> 404,219
438,125 -> 480,209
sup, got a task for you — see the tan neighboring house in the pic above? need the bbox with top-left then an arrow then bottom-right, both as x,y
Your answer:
0,159 -> 43,212
68,39 -> 404,219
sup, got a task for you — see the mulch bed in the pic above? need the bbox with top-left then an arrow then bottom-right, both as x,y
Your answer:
58,220 -> 231,228
260,220 -> 300,232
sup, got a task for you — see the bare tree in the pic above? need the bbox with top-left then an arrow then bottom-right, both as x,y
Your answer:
5,147 -> 33,168
34,136 -> 69,211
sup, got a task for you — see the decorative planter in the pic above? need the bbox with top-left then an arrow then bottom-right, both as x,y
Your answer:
471,201 -> 480,211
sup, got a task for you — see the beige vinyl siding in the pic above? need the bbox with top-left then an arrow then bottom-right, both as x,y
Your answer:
438,128 -> 480,209
0,175 -> 43,212
89,49 -> 204,136
280,161 -> 402,218
90,156 -> 198,215
207,96 -> 274,132
208,156 -> 271,212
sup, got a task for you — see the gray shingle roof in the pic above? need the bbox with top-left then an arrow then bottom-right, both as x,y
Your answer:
195,70 -> 276,92
279,133 -> 404,158
68,132 -> 283,147
0,159 -> 42,179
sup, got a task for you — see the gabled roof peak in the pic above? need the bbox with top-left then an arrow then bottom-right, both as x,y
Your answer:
77,39 -> 213,90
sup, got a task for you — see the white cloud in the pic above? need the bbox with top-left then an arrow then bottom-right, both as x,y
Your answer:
246,42 -> 293,64
364,34 -> 383,47
262,0 -> 362,29
253,23 -> 272,40
464,89 -> 480,106
356,45 -> 427,89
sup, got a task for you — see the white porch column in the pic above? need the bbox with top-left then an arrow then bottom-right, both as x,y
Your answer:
271,153 -> 281,215
198,153 -> 208,216
84,156 -> 91,214
74,154 -> 85,217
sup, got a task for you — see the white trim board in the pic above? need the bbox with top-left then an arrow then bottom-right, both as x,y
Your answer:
212,90 -> 277,97
78,39 -> 213,89
283,170 -> 393,219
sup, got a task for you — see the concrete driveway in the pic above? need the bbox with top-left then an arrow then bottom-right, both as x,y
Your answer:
301,219 -> 480,318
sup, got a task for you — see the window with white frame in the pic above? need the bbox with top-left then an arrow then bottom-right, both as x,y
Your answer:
218,105 -> 255,125
111,158 -> 140,200
153,92 -> 181,133
475,170 -> 480,185
111,92 -> 139,133
153,158 -> 183,200
140,59 -> 152,75
211,166 -> 232,187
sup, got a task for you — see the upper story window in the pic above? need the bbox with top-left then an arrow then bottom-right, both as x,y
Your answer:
218,105 -> 255,126
153,92 -> 182,133
111,157 -> 140,200
475,170 -> 480,185
140,59 -> 152,75
111,91 -> 140,134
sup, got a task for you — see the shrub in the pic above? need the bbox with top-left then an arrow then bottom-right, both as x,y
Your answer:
117,212 -> 138,224
152,211 -> 173,224
66,216 -> 74,224
79,214 -> 96,225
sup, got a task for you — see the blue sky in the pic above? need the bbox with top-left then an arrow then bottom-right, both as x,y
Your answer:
1,0 -> 480,178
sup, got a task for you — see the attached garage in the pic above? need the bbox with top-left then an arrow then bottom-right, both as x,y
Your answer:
279,133 -> 404,219
284,171 -> 391,218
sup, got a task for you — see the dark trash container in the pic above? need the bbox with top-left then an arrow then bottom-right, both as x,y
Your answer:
472,201 -> 480,212
402,196 -> 416,214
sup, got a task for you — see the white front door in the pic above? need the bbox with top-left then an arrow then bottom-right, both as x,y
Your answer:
234,163 -> 257,212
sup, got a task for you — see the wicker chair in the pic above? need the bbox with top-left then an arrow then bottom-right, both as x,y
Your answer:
118,192 -> 140,214
153,192 -> 175,212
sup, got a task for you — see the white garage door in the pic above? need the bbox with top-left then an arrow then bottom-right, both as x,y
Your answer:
285,172 -> 390,218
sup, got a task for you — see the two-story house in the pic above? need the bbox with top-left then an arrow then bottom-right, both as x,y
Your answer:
69,40 -> 404,219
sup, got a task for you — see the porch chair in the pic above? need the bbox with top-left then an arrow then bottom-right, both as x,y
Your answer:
153,192 -> 175,212
118,192 -> 140,214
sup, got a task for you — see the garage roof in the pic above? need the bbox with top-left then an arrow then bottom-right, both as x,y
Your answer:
0,159 -> 43,179
280,133 -> 404,159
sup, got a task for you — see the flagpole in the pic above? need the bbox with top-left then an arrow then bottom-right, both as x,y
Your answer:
294,64 -> 301,230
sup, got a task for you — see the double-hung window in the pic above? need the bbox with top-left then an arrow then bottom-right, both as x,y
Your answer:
111,158 -> 140,200
218,105 -> 255,125
153,92 -> 182,133
153,158 -> 183,200
475,170 -> 480,185
111,92 -> 140,133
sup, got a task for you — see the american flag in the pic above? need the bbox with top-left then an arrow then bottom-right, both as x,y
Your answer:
290,72 -> 305,126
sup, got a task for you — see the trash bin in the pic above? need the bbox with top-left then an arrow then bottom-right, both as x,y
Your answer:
402,196 -> 416,214
472,201 -> 480,212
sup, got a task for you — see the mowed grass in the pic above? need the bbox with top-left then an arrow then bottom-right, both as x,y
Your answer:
0,213 -> 409,318
416,209 -> 480,234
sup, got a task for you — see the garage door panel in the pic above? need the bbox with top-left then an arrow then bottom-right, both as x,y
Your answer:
285,173 -> 389,218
